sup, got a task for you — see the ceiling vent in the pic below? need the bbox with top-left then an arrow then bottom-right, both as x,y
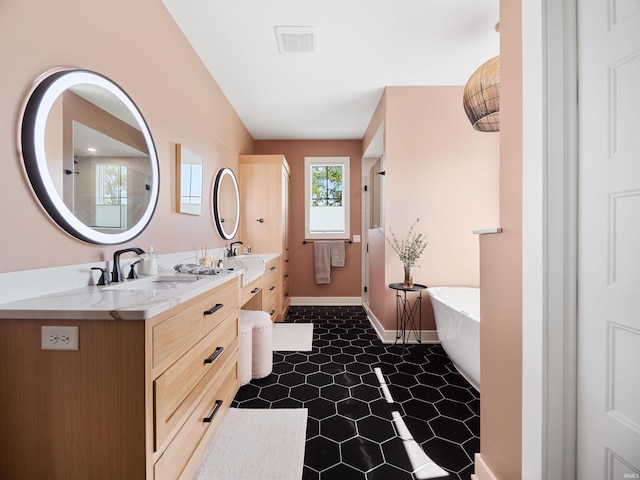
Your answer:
275,26 -> 317,54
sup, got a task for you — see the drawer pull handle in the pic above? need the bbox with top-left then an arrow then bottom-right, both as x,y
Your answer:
270,285 -> 276,291
270,310 -> 276,316
204,346 -> 224,364
251,287 -> 261,294
204,303 -> 224,315
203,400 -> 223,423
270,266 -> 276,271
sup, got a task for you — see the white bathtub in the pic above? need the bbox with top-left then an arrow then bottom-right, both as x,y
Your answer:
428,287 -> 480,391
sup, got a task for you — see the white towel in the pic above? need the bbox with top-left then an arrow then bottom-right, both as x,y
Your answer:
330,241 -> 345,267
313,241 -> 331,284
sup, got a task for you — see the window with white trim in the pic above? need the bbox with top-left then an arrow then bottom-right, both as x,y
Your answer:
304,156 -> 350,239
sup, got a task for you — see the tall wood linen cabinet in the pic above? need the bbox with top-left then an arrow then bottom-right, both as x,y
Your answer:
238,155 -> 290,322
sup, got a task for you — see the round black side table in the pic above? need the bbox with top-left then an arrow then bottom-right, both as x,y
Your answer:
389,283 -> 428,345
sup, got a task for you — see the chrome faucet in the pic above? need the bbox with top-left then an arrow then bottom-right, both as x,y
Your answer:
112,247 -> 145,283
228,241 -> 243,257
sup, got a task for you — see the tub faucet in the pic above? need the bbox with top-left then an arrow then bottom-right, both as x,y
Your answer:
112,247 -> 145,283
228,241 -> 243,257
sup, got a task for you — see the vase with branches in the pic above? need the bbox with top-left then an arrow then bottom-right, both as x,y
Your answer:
385,218 -> 429,288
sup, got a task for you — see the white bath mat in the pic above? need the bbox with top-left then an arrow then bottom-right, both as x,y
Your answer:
193,408 -> 308,480
272,323 -> 314,351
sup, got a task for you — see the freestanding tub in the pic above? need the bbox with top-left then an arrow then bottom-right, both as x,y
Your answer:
428,287 -> 480,391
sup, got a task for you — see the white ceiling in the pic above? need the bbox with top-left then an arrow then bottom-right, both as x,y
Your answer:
162,0 -> 500,140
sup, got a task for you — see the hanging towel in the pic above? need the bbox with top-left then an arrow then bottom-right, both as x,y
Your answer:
330,241 -> 345,267
314,241 -> 332,284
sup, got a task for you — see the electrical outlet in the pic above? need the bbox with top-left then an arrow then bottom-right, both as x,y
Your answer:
41,326 -> 79,351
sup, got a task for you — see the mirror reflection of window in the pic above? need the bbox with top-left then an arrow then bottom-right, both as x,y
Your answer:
71,121 -> 151,232
180,163 -> 203,208
95,164 -> 128,229
176,144 -> 203,215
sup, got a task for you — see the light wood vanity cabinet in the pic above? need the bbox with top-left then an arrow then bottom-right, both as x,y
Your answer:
238,154 -> 290,322
0,277 -> 240,480
151,277 -> 240,479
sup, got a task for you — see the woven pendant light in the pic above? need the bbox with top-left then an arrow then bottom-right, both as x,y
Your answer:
463,55 -> 500,132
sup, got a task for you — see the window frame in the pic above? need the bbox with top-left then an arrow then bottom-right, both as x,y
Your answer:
304,156 -> 350,240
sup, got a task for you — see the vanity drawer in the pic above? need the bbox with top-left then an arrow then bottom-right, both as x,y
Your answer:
151,277 -> 240,370
241,275 -> 262,307
264,258 -> 279,287
153,361 -> 239,480
154,313 -> 239,450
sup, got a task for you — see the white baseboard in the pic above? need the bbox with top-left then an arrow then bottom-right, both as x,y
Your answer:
471,454 -> 499,480
362,302 -> 439,344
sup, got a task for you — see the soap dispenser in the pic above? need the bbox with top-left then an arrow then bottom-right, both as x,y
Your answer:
143,245 -> 158,275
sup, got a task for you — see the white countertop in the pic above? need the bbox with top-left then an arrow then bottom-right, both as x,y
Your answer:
0,270 -> 242,321
224,253 -> 279,286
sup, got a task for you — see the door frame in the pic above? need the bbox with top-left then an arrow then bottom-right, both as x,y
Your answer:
361,155 -> 384,307
362,157 -> 374,306
362,124 -> 385,311
521,0 -> 578,478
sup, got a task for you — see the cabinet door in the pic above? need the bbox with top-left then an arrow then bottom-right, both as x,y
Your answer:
239,162 -> 281,253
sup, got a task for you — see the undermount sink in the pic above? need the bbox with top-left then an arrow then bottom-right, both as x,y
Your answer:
105,274 -> 202,291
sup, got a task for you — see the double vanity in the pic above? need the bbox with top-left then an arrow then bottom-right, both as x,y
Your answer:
3,66 -> 291,479
0,254 -> 279,479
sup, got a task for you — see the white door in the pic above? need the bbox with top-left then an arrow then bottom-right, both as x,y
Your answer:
577,0 -> 640,478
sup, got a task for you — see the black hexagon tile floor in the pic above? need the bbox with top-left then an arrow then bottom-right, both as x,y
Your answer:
231,306 -> 480,480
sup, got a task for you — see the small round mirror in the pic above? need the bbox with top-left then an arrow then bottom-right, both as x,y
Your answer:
20,69 -> 159,244
213,168 -> 240,240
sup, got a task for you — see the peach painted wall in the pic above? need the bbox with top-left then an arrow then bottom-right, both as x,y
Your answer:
252,140 -> 362,298
364,86 -> 500,331
478,0 -> 523,477
0,0 -> 253,273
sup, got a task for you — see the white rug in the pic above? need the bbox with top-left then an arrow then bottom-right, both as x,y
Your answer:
193,408 -> 308,480
272,323 -> 314,351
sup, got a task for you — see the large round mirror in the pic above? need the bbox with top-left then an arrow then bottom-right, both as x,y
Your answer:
20,69 -> 159,244
213,168 -> 240,240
